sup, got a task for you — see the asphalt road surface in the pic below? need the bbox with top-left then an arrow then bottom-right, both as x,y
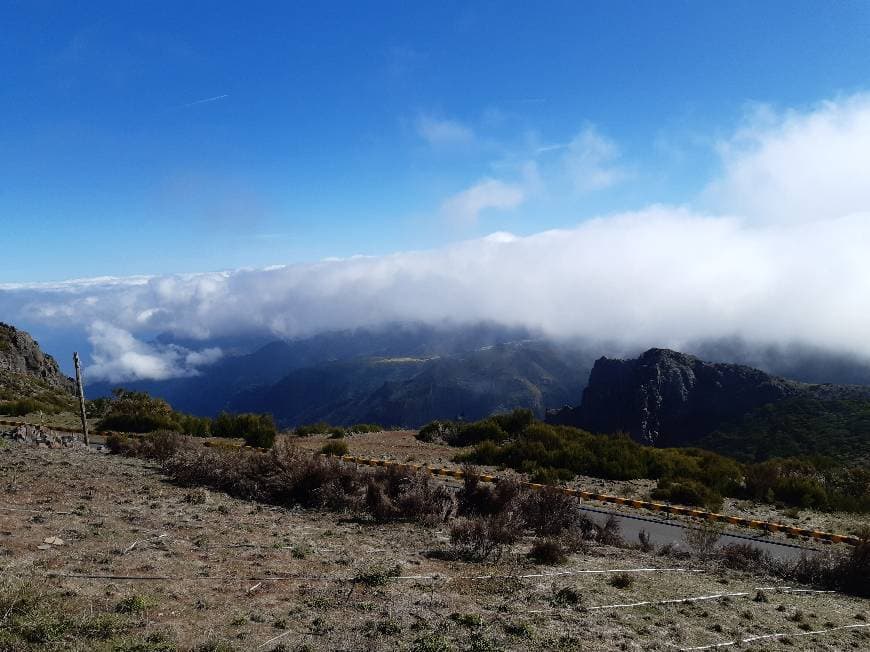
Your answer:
575,503 -> 821,562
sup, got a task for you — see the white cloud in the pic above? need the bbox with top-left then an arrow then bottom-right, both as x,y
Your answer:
86,321 -> 222,382
440,178 -> 526,224
563,125 -> 626,192
705,94 -> 870,223
3,94 -> 870,380
416,114 -> 474,146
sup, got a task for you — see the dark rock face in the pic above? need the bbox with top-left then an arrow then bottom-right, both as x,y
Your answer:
0,322 -> 75,393
550,348 -> 805,446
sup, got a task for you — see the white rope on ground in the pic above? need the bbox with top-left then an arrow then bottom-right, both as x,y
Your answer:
449,567 -> 705,581
44,567 -> 705,584
679,623 -> 870,650
587,592 -> 750,610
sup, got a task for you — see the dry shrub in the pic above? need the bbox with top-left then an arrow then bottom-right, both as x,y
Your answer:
528,538 -> 567,565
521,487 -> 583,537
683,521 -> 723,559
609,572 -> 635,589
719,543 -> 770,572
365,466 -> 454,524
457,469 -> 522,517
637,529 -> 654,553
597,515 -> 623,547
450,513 -> 521,561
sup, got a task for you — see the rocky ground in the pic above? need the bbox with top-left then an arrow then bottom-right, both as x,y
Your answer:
1,436 -> 869,651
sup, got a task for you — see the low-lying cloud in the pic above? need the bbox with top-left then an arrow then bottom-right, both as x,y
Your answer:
3,94 -> 870,381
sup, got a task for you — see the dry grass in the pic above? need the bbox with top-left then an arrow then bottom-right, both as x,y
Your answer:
1,439 -> 869,651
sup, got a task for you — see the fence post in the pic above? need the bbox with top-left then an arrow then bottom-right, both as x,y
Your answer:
73,352 -> 89,446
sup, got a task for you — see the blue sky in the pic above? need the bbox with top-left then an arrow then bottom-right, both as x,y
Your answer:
3,1 -> 870,283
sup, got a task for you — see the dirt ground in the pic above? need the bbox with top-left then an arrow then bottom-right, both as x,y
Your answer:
2,437 -> 869,651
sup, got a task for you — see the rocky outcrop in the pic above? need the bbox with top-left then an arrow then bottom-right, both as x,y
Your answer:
0,322 -> 75,394
549,348 -> 806,446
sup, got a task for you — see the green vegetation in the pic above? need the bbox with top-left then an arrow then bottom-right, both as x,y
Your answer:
701,397 -> 870,463
321,439 -> 349,456
0,372 -> 75,417
97,389 -> 276,448
294,421 -> 383,437
211,412 -> 276,448
436,409 -> 870,513
0,397 -> 62,416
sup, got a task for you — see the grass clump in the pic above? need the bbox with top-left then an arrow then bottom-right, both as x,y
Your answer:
354,563 -> 402,587
115,594 -> 157,614
321,440 -> 349,456
608,573 -> 635,589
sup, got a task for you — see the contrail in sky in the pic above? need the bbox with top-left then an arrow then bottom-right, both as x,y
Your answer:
178,94 -> 228,109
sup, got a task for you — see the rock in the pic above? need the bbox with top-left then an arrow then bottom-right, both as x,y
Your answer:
2,424 -> 84,448
43,536 -> 65,546
0,322 -> 75,393
550,348 -> 807,446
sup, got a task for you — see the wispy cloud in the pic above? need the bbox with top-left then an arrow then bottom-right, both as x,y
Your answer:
177,94 -> 229,109
416,114 -> 474,147
440,178 -> 526,224
563,125 -> 626,192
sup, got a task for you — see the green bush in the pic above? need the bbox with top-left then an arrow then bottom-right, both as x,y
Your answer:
97,389 -> 177,433
212,412 -> 276,449
651,478 -> 724,511
321,440 -> 349,456
416,420 -> 459,443
491,408 -> 534,435
348,423 -> 382,433
455,419 -> 507,446
294,422 -> 330,436
0,398 -> 59,416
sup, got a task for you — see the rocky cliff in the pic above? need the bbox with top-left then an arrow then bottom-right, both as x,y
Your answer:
0,322 -> 75,394
549,348 -> 810,446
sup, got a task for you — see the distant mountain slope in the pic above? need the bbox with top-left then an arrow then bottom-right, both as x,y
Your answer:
698,397 -> 870,463
230,341 -> 593,427
87,322 -> 536,415
549,348 -> 870,456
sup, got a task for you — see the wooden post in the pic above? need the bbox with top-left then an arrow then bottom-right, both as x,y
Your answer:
73,352 -> 89,446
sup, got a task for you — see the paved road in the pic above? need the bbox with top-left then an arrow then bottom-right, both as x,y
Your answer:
575,503 -> 821,562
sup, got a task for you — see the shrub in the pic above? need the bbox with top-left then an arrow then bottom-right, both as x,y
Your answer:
97,389 -> 176,433
212,412 -> 276,449
597,515 -> 623,547
294,422 -> 331,436
0,398 -> 59,416
683,521 -> 723,559
651,479 -> 724,512
456,419 -> 507,446
608,573 -> 635,589
416,420 -> 459,444
521,487 -> 583,537
491,408 -> 534,435
528,538 -> 567,565
321,440 -> 349,456
348,423 -> 382,434
450,513 -> 520,561
354,563 -> 402,588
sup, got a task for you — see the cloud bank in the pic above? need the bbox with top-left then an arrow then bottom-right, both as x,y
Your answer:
3,95 -> 870,381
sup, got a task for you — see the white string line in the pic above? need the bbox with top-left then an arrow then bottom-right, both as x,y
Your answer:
680,623 -> 870,650
44,567 -> 704,583
579,586 -> 835,612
